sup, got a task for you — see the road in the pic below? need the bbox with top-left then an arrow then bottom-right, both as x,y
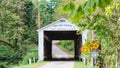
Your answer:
52,42 -> 70,58
38,41 -> 74,68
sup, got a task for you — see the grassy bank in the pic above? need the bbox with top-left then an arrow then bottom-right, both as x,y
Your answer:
74,62 -> 98,68
56,44 -> 74,55
12,61 -> 46,68
56,40 -> 74,55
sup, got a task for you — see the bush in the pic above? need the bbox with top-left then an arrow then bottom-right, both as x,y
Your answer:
20,49 -> 38,65
0,45 -> 16,68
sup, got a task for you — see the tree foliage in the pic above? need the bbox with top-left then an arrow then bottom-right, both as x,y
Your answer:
39,0 -> 60,26
0,0 -> 61,67
62,0 -> 120,67
62,0 -> 113,22
0,0 -> 27,67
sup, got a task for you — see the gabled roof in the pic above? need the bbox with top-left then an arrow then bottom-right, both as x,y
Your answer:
37,18 -> 79,32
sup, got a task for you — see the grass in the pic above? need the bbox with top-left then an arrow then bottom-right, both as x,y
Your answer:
12,61 -> 46,68
74,62 -> 98,68
56,43 -> 74,55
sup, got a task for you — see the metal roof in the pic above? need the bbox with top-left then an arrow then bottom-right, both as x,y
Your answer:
37,18 -> 79,32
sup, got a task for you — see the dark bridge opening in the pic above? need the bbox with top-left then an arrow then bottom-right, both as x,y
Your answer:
44,31 -> 82,61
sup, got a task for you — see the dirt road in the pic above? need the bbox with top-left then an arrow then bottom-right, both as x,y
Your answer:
38,41 -> 74,68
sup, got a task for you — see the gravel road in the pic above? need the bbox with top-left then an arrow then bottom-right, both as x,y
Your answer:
38,41 -> 74,68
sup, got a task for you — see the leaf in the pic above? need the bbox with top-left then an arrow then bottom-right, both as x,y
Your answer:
70,7 -> 78,17
89,0 -> 95,7
99,0 -> 107,8
63,2 -> 75,12
81,0 -> 96,17
96,0 -> 99,6
97,0 -> 112,8
82,2 -> 88,10
104,0 -> 113,5
83,0 -> 95,10
70,5 -> 84,22
70,5 -> 82,17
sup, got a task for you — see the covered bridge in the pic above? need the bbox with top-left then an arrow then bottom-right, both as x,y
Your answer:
37,18 -> 90,61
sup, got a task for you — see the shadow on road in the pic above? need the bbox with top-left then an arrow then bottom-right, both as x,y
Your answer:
44,58 -> 82,61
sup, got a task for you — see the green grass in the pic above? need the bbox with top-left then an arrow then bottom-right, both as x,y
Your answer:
74,62 -> 98,68
56,40 -> 74,55
56,43 -> 74,55
12,61 -> 46,68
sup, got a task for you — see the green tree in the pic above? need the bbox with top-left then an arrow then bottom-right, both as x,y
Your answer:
39,0 -> 60,26
0,0 -> 61,67
62,0 -> 120,68
23,1 -> 38,44
0,0 -> 28,67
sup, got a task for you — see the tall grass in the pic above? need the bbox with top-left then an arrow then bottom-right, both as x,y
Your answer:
74,62 -> 98,68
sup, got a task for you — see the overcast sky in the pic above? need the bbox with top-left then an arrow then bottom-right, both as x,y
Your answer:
46,0 -> 50,2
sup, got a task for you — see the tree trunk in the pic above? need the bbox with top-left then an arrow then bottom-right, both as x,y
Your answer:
37,12 -> 40,29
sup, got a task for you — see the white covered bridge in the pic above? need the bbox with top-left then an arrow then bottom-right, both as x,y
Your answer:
37,18 -> 94,61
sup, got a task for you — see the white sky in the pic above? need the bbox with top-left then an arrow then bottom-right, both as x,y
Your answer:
46,0 -> 50,2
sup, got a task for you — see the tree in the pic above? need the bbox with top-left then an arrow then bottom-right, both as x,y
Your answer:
39,0 -> 60,27
24,0 -> 38,44
0,0 -> 25,47
62,0 -> 120,67
0,0 -> 61,67
0,0 -> 27,67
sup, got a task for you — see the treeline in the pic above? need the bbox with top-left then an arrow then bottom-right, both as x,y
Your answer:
0,0 -> 60,67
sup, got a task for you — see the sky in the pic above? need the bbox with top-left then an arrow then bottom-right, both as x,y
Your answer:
46,0 -> 50,2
